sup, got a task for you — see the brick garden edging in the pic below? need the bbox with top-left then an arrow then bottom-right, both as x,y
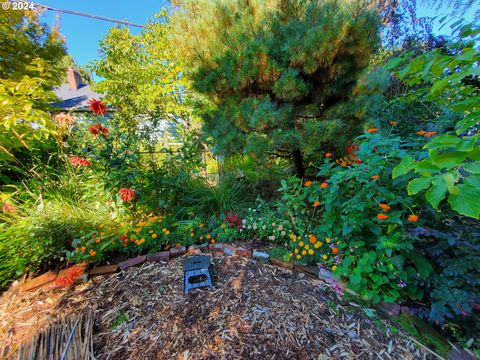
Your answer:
20,242 -> 411,322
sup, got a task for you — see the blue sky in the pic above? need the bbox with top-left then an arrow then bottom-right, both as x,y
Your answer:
38,0 -> 479,71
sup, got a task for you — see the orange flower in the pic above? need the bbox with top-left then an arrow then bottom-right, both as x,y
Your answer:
371,175 -> 380,180
408,214 -> 419,222
210,239 -> 216,244
325,153 -> 333,158
389,121 -> 398,125
69,156 -> 91,167
80,246 -> 86,251
377,213 -> 389,220
89,250 -> 96,256
87,98 -> 107,115
320,182 -> 328,189
379,203 -> 391,211
424,131 -> 437,137
332,247 -> 339,254
309,235 -> 317,244
367,128 -> 378,133
313,201 -> 320,207
88,123 -> 109,136
175,243 -> 181,248
119,188 -> 136,202
416,131 -> 426,135
304,180 -> 312,187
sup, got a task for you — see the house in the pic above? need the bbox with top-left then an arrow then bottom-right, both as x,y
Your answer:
51,67 -> 107,113
51,68 -> 181,144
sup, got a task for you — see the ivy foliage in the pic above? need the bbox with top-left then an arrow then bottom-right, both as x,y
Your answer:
389,22 -> 480,219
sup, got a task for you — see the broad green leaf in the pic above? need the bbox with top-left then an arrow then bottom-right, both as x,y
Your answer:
443,172 -> 458,194
430,151 -> 468,169
407,177 -> 432,195
384,57 -> 404,70
430,78 -> 449,94
448,183 -> 480,219
456,137 -> 477,152
423,134 -> 460,150
392,156 -> 415,179
425,176 -> 447,209
415,159 -> 439,175
464,161 -> 480,174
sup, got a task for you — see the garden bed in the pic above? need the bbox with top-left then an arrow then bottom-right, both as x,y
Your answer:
0,253 -> 433,359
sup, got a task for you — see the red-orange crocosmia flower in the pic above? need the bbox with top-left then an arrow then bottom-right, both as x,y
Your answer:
304,180 -> 312,187
379,203 -> 391,211
2,203 -> 16,214
424,131 -> 437,137
87,98 -> 107,115
355,159 -> 362,164
325,153 -> 333,158
119,188 -> 136,202
320,182 -> 328,189
332,247 -> 339,254
408,214 -> 419,222
377,213 -> 388,220
371,175 -> 380,180
89,123 -> 109,136
313,201 -> 320,207
309,235 -> 317,244
389,121 -> 398,125
54,112 -> 75,126
367,128 -> 378,133
416,131 -> 426,135
69,156 -> 91,167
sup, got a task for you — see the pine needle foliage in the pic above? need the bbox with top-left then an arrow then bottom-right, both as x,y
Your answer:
171,0 -> 381,176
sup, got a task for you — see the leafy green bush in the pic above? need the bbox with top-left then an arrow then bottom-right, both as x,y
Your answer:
388,22 -> 480,219
278,132 -> 432,304
0,174 -> 114,286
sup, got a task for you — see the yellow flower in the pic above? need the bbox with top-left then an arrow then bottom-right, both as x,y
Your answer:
200,224 -> 204,228
293,237 -> 297,242
294,249 -> 299,254
304,244 -> 310,250
149,230 -> 154,234
151,233 -> 158,239
165,230 -> 170,235
289,253 -> 293,257
190,232 -> 195,237
99,224 -> 104,228
298,241 -> 304,247
314,241 -> 322,249
296,255 -> 302,260
322,255 -> 328,260
308,249 -> 314,255
301,250 -> 307,255
162,228 -> 167,233
325,237 -> 331,243
332,265 -> 337,271
136,228 -> 141,233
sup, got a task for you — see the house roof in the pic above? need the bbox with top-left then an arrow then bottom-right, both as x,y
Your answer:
51,83 -> 106,111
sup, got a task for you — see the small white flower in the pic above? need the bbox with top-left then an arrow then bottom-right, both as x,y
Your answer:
281,231 -> 286,236
272,223 -> 276,227
262,225 -> 266,230
242,219 -> 246,224
248,225 -> 252,229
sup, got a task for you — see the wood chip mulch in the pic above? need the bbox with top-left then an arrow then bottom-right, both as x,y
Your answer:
0,254 -> 434,359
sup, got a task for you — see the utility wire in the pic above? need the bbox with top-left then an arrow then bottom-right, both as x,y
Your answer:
35,3 -> 145,28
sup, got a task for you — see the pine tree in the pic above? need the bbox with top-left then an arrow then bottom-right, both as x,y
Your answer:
171,0 -> 381,177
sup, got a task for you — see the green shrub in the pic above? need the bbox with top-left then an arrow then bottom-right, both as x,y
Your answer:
278,132 -> 432,304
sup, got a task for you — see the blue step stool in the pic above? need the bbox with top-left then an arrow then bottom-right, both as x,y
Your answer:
183,255 -> 213,294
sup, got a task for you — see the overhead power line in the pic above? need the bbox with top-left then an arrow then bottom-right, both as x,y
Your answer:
35,4 -> 145,28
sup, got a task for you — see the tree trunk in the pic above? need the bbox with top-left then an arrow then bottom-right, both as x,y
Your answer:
292,149 -> 305,179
